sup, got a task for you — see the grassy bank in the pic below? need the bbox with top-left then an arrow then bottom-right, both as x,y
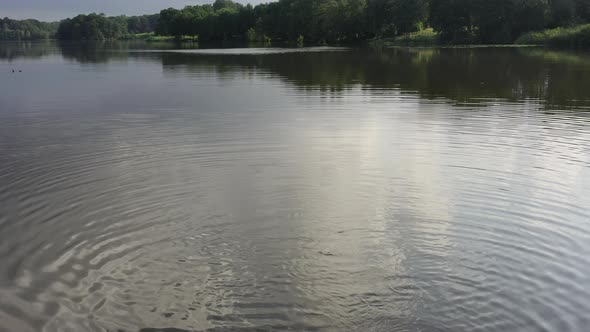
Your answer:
68,25 -> 590,48
387,25 -> 590,48
121,32 -> 198,42
121,32 -> 154,40
390,29 -> 439,46
516,24 -> 590,48
371,29 -> 440,47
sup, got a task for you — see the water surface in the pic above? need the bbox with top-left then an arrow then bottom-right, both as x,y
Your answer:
1,42 -> 590,332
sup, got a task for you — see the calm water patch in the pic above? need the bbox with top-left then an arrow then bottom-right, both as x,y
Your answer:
1,41 -> 590,331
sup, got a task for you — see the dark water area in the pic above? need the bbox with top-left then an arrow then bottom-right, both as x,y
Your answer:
1,41 -> 590,332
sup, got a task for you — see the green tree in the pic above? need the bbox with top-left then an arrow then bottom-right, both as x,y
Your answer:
550,0 -> 576,26
472,0 -> 515,43
512,0 -> 550,38
57,13 -> 127,40
429,0 -> 475,43
213,0 -> 241,11
576,0 -> 590,21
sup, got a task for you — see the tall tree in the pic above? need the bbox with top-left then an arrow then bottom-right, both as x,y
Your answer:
429,0 -> 474,43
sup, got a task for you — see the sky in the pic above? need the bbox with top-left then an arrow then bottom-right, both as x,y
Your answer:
0,0 -> 264,22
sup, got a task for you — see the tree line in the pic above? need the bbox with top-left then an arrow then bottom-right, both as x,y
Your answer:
1,14 -> 158,41
155,0 -> 590,43
3,0 -> 590,43
0,18 -> 59,40
57,13 -> 159,40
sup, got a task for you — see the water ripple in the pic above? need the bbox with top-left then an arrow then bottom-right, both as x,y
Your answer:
1,46 -> 590,332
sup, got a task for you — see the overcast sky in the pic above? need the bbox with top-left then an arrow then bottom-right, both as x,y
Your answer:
0,0 -> 265,21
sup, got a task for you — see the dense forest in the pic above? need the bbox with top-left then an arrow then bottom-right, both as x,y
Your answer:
1,14 -> 158,40
0,18 -> 59,40
154,0 -> 590,43
3,0 -> 590,44
57,14 -> 159,40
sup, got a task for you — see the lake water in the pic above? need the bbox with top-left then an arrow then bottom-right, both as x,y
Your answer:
1,41 -> 590,332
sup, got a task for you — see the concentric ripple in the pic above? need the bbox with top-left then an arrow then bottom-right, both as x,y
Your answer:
1,43 -> 590,332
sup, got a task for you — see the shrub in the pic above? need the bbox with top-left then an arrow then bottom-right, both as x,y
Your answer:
515,24 -> 590,48
392,28 -> 439,45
